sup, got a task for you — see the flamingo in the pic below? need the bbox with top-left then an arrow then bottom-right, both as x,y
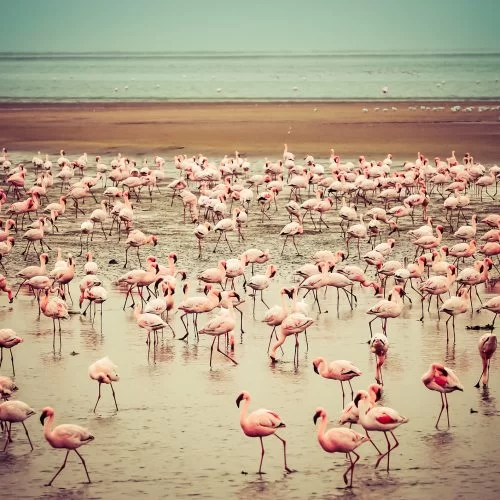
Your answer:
346,214 -> 367,259
263,287 -> 291,353
370,333 -> 389,385
40,407 -> 94,486
0,274 -> 14,303
240,248 -> 270,274
366,285 -> 406,337
421,363 -> 463,429
0,329 -> 23,376
40,288 -> 69,351
354,389 -> 409,471
419,264 -> 457,321
134,304 -> 172,344
338,383 -> 382,428
15,252 -> 50,297
123,229 -> 158,268
177,285 -> 222,341
213,208 -> 238,252
313,407 -> 370,488
0,237 -> 15,271
269,312 -> 314,365
279,221 -> 303,255
454,214 -> 477,241
0,400 -> 35,452
236,391 -> 294,474
194,221 -> 212,259
198,300 -> 239,368
312,357 -> 362,405
82,285 -> 108,328
439,288 -> 470,343
481,295 -> 500,328
88,356 -> 119,412
475,333 -> 497,388
0,375 -> 18,400
246,264 -> 277,314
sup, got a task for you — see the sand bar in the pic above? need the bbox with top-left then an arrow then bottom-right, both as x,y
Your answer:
0,101 -> 499,162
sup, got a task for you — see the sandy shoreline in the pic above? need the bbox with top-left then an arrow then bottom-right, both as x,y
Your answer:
1,101 -> 499,162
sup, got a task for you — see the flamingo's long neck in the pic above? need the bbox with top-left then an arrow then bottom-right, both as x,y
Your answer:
43,413 -> 55,444
239,397 -> 250,429
316,414 -> 329,448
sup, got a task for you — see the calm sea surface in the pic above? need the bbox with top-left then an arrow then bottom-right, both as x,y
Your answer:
0,52 -> 499,102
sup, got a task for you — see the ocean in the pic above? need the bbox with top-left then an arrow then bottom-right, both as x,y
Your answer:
0,51 -> 499,102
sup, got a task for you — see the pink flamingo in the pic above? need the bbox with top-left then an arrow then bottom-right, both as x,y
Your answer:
366,285 -> 406,337
439,288 -> 470,343
123,229 -> 158,268
475,333 -> 497,388
313,407 -> 370,488
419,264 -> 457,320
0,274 -> 14,303
177,285 -> 222,341
40,288 -> 69,351
236,391 -> 294,474
280,220 -> 303,255
354,389 -> 409,471
88,356 -> 119,412
0,400 -> 35,452
199,299 -> 239,368
40,407 -> 94,486
0,329 -> 23,376
312,357 -> 362,405
421,363 -> 463,428
370,333 -> 389,385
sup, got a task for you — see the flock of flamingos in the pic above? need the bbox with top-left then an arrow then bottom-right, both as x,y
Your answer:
0,144 -> 499,488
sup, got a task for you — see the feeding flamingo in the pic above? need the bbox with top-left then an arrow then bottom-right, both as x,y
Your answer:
88,356 -> 119,412
475,334 -> 497,388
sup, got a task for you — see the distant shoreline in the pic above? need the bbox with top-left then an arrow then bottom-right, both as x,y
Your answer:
1,100 -> 499,162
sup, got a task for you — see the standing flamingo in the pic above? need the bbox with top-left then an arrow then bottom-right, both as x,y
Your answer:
279,220 -> 304,255
123,229 -> 158,268
313,407 -> 370,488
439,288 -> 469,343
40,407 -> 94,486
236,391 -> 294,474
354,389 -> 409,471
421,363 -> 463,429
475,334 -> 497,388
0,329 -> 23,376
88,356 -> 119,412
198,300 -> 238,368
312,357 -> 362,405
0,400 -> 35,452
366,285 -> 406,338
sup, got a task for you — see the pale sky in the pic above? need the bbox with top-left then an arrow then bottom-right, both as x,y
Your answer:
1,0 -> 499,53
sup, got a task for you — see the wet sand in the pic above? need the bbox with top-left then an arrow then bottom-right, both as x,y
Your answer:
1,101 -> 500,162
0,128 -> 499,498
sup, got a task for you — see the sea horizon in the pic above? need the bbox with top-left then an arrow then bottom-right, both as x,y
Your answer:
1,50 -> 499,103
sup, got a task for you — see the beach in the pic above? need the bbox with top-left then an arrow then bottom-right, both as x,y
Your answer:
1,101 -> 500,162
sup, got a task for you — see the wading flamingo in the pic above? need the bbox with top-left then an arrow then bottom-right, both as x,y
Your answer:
313,406 -> 370,487
40,407 -> 94,486
236,391 -> 294,474
421,363 -> 463,429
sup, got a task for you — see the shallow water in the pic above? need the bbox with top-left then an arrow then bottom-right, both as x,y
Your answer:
0,151 -> 499,499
